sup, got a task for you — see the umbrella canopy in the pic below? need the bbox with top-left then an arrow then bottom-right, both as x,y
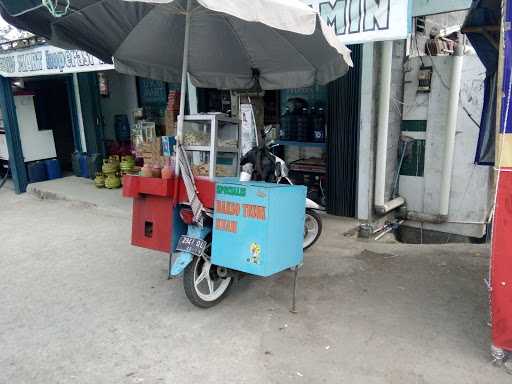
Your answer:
1,0 -> 353,190
0,0 -> 352,90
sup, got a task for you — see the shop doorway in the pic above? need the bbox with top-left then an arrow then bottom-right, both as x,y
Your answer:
77,72 -> 105,155
24,78 -> 77,171
193,47 -> 362,219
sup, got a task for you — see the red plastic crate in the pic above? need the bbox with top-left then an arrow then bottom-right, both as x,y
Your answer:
122,175 -> 140,198
123,174 -> 216,208
138,177 -> 174,196
123,175 -> 174,198
124,175 -> 217,253
131,195 -> 174,253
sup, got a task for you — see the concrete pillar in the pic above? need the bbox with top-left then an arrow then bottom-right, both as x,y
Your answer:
357,42 -> 376,221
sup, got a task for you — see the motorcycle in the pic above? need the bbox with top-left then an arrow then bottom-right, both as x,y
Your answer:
240,142 -> 323,250
168,129 -> 320,308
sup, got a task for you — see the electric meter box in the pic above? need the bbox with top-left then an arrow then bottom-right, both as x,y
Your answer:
212,179 -> 306,277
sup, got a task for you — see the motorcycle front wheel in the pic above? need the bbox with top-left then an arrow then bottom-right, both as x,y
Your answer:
303,209 -> 322,250
183,241 -> 233,308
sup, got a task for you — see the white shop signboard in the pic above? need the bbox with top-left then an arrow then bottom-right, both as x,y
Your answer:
0,45 -> 114,78
303,0 -> 410,44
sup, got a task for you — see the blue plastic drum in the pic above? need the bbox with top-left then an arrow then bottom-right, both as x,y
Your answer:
27,161 -> 48,183
44,159 -> 62,180
79,154 -> 90,178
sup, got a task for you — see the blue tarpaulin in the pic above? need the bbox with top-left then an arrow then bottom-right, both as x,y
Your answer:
464,0 -> 500,165
501,0 -> 512,135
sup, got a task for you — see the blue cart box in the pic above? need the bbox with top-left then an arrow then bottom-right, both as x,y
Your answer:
212,179 -> 306,277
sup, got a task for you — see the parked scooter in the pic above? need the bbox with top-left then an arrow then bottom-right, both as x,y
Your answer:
240,141 -> 323,250
170,136 -> 314,310
270,151 -> 323,249
169,130 -> 320,308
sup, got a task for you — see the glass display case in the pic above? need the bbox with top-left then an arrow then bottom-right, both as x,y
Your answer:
182,114 -> 240,178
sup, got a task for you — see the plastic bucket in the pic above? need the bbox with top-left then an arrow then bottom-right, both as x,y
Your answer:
44,159 -> 62,180
27,161 -> 48,183
72,151 -> 81,177
79,154 -> 90,178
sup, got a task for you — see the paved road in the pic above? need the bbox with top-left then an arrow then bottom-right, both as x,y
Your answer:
0,184 -> 509,383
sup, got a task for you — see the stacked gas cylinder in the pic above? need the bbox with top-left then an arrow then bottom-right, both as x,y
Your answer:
94,155 -> 117,189
96,155 -> 137,189
120,155 -> 136,180
96,156 -> 118,189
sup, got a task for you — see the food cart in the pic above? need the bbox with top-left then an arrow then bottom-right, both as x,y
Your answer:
123,170 -> 306,308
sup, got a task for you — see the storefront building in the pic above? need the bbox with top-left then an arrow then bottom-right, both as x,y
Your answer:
0,38 -> 114,192
0,0 -> 486,241
0,37 -> 181,193
5,0 -> 512,358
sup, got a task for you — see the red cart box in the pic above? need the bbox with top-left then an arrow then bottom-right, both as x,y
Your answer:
123,175 -> 216,253
122,175 -> 174,198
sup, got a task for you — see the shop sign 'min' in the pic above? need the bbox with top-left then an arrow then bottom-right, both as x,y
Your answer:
304,0 -> 409,44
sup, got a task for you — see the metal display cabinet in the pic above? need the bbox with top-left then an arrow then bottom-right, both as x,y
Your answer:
211,179 -> 306,277
182,114 -> 240,179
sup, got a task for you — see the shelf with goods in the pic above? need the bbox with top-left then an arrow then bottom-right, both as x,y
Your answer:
184,145 -> 239,153
276,96 -> 328,180
182,114 -> 240,178
274,140 -> 326,149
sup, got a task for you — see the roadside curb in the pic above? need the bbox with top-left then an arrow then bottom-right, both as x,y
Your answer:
27,184 -> 131,218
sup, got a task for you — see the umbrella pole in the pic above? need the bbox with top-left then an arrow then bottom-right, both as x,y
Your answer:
175,0 -> 192,175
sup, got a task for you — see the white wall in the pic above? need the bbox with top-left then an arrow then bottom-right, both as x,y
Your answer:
356,43 -> 376,221
15,95 -> 57,162
0,133 -> 9,160
357,40 -> 405,222
400,55 -> 492,237
386,40 -> 407,202
99,71 -> 139,141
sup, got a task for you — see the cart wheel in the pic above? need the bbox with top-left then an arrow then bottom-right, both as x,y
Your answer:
303,209 -> 322,250
183,241 -> 233,308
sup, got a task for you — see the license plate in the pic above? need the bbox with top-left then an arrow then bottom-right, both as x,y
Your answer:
176,235 -> 208,256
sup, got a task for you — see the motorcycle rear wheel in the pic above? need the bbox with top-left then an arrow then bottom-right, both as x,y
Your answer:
183,240 -> 233,308
303,209 -> 322,250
